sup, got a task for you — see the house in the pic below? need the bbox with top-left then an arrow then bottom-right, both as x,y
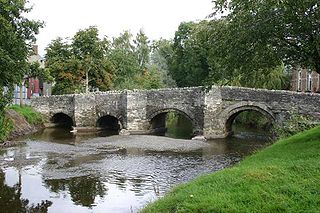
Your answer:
290,67 -> 320,93
12,45 -> 52,105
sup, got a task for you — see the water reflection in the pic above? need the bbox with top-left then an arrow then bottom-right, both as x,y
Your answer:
0,168 -> 52,212
32,128 -> 119,145
45,176 -> 106,207
0,127 -> 271,212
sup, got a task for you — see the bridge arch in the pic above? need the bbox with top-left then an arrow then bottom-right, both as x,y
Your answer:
222,102 -> 275,135
51,112 -> 74,128
96,114 -> 123,131
148,108 -> 199,136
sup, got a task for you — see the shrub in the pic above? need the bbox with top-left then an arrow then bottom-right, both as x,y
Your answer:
0,112 -> 13,142
273,113 -> 317,139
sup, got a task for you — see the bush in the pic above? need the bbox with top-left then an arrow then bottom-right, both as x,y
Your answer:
0,112 -> 13,142
233,111 -> 272,130
273,113 -> 317,139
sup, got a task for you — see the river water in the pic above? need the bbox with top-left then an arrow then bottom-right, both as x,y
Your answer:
0,126 -> 271,213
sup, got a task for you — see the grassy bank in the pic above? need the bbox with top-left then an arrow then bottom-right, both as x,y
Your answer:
142,126 -> 320,212
0,105 -> 44,143
7,105 -> 43,125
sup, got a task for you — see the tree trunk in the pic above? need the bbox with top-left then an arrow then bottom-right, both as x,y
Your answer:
315,61 -> 320,75
85,70 -> 89,93
19,83 -> 23,107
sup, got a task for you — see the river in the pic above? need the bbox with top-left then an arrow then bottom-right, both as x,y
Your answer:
0,123 -> 271,213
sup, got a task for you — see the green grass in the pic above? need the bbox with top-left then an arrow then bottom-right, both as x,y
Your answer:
142,126 -> 320,213
7,105 -> 44,125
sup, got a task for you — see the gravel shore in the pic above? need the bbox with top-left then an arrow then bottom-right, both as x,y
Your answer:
83,135 -> 210,152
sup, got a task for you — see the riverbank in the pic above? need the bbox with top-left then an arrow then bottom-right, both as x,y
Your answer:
0,105 -> 44,147
142,125 -> 320,212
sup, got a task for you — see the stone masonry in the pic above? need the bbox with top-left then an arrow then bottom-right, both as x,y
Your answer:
31,86 -> 320,139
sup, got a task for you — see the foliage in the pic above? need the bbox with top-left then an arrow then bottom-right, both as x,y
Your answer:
169,22 -> 210,87
0,0 -> 42,141
233,111 -> 273,130
109,30 -> 141,89
273,112 -> 317,139
143,125 -> 320,212
212,0 -> 320,74
72,26 -> 114,93
0,113 -> 13,143
166,20 -> 289,89
150,39 -> 176,87
8,105 -> 44,125
46,27 -> 114,94
46,28 -> 169,93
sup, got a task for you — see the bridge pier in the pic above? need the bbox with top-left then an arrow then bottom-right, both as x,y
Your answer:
126,91 -> 150,134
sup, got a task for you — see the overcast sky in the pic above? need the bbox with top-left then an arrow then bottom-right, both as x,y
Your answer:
26,0 -> 213,56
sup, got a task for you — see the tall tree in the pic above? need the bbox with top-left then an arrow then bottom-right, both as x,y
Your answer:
109,31 -> 140,89
150,39 -> 176,87
134,29 -> 150,69
72,26 -> 113,93
46,27 -> 114,94
169,22 -> 210,87
0,0 -> 42,141
212,0 -> 320,74
45,38 -> 84,94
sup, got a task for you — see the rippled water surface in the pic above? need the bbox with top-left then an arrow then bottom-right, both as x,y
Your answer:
0,128 -> 271,213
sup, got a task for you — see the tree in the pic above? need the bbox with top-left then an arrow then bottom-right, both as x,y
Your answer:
46,27 -> 114,94
45,38 -> 84,94
134,29 -> 150,69
212,0 -> 320,74
169,22 -> 211,87
109,31 -> 141,89
72,26 -> 113,93
46,28 -> 165,92
0,0 -> 42,141
150,39 -> 176,87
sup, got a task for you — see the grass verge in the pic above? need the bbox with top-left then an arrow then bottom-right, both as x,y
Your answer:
7,105 -> 43,125
142,126 -> 320,213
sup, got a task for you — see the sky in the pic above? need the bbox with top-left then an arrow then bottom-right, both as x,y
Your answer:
26,0 -> 213,56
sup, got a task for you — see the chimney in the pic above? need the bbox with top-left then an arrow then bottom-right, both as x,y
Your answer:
32,45 -> 38,55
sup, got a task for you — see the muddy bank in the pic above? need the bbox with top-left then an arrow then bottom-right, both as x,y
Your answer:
0,109 -> 43,148
83,135 -> 210,153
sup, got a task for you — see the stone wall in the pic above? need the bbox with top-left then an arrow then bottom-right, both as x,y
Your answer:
146,87 -> 205,133
31,86 -> 320,139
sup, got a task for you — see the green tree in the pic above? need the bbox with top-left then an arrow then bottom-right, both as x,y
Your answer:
169,22 -> 210,87
72,26 -> 114,92
109,31 -> 141,89
212,0 -> 320,74
150,39 -> 176,87
0,0 -> 42,141
46,27 -> 114,94
167,19 -> 289,90
45,38 -> 84,94
134,29 -> 150,69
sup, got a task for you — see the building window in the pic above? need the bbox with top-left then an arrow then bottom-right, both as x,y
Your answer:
298,70 -> 302,91
307,71 -> 312,91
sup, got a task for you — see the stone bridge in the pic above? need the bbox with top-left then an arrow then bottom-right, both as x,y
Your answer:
31,86 -> 320,139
